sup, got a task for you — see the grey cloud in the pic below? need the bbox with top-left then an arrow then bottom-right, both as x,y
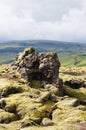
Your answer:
8,0 -> 83,22
0,0 -> 86,42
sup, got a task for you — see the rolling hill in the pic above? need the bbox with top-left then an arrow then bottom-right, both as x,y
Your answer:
0,40 -> 86,66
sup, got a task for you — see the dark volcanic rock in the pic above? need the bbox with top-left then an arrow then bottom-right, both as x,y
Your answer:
13,47 -> 63,95
64,80 -> 85,89
0,100 -> 6,109
0,86 -> 22,98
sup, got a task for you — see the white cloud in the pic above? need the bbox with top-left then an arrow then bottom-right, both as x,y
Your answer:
0,0 -> 86,42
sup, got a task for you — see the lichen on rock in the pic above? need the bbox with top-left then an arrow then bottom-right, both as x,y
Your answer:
13,47 -> 63,96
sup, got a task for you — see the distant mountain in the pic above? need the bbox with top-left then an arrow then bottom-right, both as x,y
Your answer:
0,40 -> 86,66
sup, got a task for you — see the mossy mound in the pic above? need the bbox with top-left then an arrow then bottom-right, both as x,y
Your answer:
63,85 -> 86,100
0,109 -> 17,123
0,78 -> 29,97
52,97 -> 86,130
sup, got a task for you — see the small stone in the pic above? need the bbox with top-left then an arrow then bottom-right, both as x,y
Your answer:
68,99 -> 80,107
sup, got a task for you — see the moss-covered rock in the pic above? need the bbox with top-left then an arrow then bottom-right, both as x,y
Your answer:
13,47 -> 61,90
63,85 -> 86,100
0,78 -> 30,98
31,80 -> 42,88
44,84 -> 59,95
5,103 -> 16,113
0,109 -> 17,123
0,62 -> 86,130
52,97 -> 86,130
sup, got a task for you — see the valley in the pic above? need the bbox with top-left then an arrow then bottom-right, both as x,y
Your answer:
0,40 -> 86,66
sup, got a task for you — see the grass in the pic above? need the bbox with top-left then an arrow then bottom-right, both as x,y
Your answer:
0,40 -> 86,66
58,52 -> 86,67
0,51 -> 85,67
0,52 -> 16,64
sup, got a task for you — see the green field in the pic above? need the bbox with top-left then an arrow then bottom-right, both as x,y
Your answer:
59,52 -> 86,67
0,40 -> 86,66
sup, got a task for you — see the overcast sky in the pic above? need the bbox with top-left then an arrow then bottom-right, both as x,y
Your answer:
0,0 -> 86,42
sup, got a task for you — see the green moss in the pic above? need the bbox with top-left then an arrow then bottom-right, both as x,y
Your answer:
0,122 -> 21,130
0,109 -> 17,123
20,125 -> 59,130
0,78 -> 30,97
24,47 -> 35,53
45,84 -> 59,95
0,64 -> 86,130
44,52 -> 56,56
33,102 -> 54,118
5,104 -> 16,113
31,80 -> 41,88
63,86 -> 86,100
21,101 -> 54,127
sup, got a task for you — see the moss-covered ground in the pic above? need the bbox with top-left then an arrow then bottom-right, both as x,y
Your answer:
0,65 -> 86,130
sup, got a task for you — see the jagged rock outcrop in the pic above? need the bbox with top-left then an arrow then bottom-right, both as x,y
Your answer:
12,47 -> 63,95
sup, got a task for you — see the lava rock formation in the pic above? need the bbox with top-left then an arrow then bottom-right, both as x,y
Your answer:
13,47 -> 63,94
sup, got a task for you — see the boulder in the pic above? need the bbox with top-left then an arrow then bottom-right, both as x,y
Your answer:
13,47 -> 63,95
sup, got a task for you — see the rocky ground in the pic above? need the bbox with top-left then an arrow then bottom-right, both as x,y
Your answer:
0,48 -> 86,130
